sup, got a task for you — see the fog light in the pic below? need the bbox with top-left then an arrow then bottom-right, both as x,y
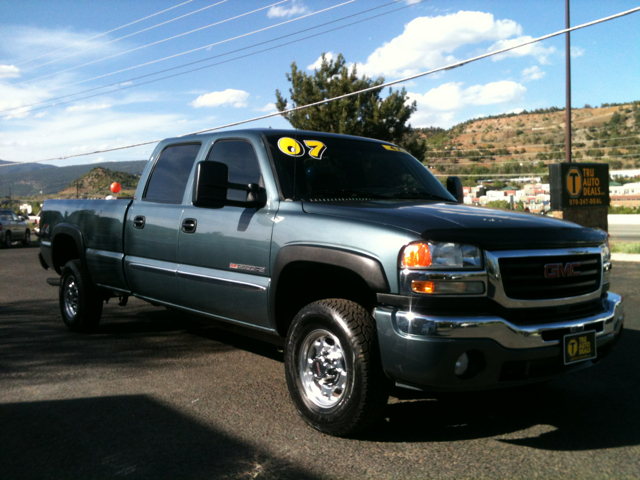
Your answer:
411,280 -> 485,295
455,352 -> 469,376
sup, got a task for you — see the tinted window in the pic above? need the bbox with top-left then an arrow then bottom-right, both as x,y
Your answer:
265,134 -> 455,202
206,140 -> 262,202
144,143 -> 201,204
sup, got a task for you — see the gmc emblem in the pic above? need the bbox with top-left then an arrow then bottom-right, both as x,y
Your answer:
544,262 -> 581,278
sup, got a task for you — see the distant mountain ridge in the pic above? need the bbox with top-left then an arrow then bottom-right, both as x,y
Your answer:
0,160 -> 147,197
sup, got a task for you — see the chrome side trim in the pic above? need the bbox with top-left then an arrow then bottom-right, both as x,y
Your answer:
133,294 -> 277,334
129,262 -> 177,276
41,240 -> 51,247
176,271 -> 266,292
382,292 -> 623,350
86,248 -> 124,260
485,247 -> 604,308
96,284 -> 131,295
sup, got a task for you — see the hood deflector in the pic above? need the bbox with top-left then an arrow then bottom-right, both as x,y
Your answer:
423,227 -> 607,250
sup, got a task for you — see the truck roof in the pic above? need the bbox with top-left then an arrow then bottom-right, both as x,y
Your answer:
164,128 -> 393,145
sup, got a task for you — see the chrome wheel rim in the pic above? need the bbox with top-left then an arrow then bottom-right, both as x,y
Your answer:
299,329 -> 348,408
63,277 -> 79,318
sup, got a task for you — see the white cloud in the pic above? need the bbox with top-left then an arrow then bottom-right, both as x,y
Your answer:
0,65 -> 20,79
357,11 -> 522,78
507,108 -> 525,114
570,46 -> 585,58
190,89 -> 250,108
0,26 -> 128,67
407,80 -> 526,127
267,0 -> 309,18
255,103 -> 277,112
404,0 -> 422,4
66,103 -> 112,112
522,65 -> 545,82
488,36 -> 556,64
307,52 -> 335,70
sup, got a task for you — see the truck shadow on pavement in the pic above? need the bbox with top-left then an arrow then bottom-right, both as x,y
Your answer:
371,329 -> 639,450
0,395 -> 320,480
0,298 -> 282,380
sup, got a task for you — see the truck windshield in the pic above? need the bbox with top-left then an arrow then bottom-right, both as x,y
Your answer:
265,133 -> 455,202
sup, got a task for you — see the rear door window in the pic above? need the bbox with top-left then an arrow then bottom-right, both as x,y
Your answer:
144,143 -> 201,204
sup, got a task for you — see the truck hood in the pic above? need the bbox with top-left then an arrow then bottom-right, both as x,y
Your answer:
302,200 -> 607,250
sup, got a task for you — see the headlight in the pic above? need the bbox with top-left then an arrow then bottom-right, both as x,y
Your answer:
401,242 -> 482,269
602,241 -> 611,264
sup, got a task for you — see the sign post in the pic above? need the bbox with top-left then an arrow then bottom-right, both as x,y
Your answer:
549,163 -> 609,230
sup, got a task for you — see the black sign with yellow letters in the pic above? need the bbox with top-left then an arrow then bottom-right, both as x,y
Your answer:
549,163 -> 610,209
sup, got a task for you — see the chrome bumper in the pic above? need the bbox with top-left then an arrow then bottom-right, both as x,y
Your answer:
384,292 -> 623,350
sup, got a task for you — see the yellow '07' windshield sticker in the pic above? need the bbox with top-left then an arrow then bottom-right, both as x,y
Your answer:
303,140 -> 327,159
278,137 -> 327,159
382,145 -> 406,153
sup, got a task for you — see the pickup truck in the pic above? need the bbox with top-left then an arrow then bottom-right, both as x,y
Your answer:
39,129 -> 624,436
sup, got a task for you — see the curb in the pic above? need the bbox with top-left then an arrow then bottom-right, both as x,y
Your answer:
611,253 -> 640,262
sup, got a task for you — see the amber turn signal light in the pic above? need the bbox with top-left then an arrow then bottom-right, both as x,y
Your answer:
401,243 -> 432,268
411,280 -> 434,293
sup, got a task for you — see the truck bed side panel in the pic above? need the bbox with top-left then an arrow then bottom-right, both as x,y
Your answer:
42,199 -> 132,290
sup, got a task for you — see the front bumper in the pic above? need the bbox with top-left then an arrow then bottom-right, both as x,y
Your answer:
374,292 -> 624,391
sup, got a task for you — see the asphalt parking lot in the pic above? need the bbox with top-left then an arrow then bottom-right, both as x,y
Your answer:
1,244 -> 639,479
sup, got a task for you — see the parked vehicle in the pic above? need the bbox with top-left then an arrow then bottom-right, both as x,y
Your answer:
33,211 -> 41,237
39,129 -> 623,436
0,209 -> 31,248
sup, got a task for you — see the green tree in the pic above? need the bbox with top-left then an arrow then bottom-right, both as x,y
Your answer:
275,53 -> 421,156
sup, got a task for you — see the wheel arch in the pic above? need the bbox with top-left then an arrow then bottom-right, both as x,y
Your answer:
51,224 -> 87,275
270,245 -> 390,338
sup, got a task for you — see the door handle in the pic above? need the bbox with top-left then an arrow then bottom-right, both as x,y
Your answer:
182,218 -> 197,234
133,216 -> 146,229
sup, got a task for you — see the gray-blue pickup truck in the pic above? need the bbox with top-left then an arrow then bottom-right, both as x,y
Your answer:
39,129 -> 624,436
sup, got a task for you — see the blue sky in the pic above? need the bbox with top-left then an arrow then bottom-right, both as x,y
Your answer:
0,0 -> 638,167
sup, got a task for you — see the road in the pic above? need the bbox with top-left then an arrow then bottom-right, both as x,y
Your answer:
609,224 -> 640,243
1,245 -> 639,479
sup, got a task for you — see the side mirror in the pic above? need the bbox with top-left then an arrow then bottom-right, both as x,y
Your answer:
446,176 -> 464,203
193,161 -> 267,209
193,161 -> 228,208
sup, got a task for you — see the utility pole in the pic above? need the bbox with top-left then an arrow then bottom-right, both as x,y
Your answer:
565,0 -> 572,163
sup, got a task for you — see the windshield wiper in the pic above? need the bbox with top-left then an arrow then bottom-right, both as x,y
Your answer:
387,191 -> 451,201
308,189 -> 391,199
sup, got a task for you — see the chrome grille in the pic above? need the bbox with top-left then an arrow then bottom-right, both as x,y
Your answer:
499,254 -> 601,300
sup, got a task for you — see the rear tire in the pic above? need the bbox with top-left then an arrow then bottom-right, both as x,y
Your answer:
22,230 -> 31,246
59,260 -> 103,332
3,232 -> 11,248
284,299 -> 389,437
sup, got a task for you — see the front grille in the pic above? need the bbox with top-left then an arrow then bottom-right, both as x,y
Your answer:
499,254 -> 601,300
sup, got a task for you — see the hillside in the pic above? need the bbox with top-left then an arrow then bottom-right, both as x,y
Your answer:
414,101 -> 640,185
0,160 -> 146,197
0,159 -> 56,174
56,167 -> 140,199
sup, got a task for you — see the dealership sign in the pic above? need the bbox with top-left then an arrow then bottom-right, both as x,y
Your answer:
549,163 -> 610,209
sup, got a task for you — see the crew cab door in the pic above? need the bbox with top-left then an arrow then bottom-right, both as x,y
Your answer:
124,142 -> 202,305
177,139 -> 275,329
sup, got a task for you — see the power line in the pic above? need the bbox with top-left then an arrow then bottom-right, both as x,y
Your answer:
1,0 -> 409,117
15,0 -> 196,67
3,5 -> 640,166
20,0 -> 230,73
15,0 -> 290,86
431,154 -> 640,167
423,133 -> 640,153
424,143 -> 640,160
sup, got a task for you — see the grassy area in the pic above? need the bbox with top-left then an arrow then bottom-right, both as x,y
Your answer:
610,242 -> 640,254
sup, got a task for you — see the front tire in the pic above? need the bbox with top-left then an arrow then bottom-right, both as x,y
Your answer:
22,230 -> 31,246
59,260 -> 103,332
284,299 -> 389,437
3,232 -> 11,248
